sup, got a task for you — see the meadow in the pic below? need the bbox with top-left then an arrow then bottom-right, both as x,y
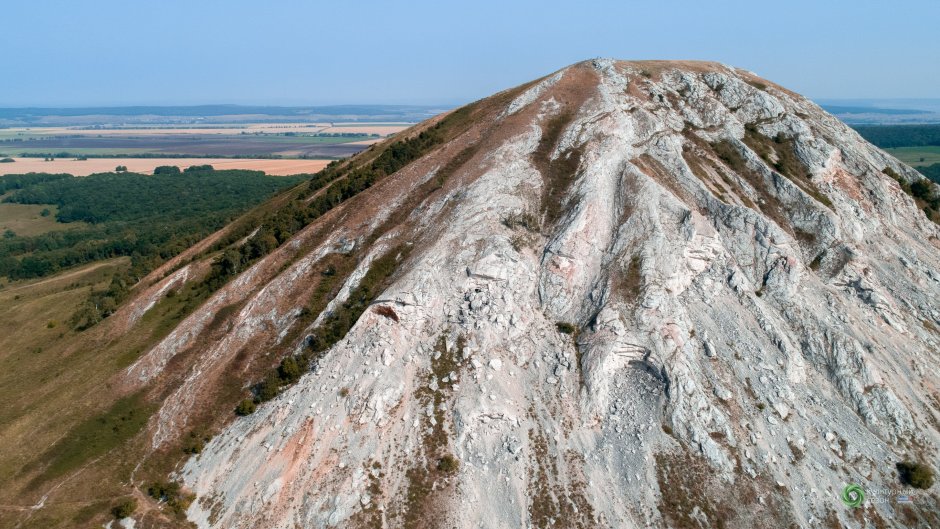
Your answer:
883,146 -> 940,167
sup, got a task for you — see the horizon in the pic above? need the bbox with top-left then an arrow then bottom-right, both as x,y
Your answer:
1,97 -> 940,111
2,1 -> 938,107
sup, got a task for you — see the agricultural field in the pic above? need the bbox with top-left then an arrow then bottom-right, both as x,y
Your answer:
0,122 -> 409,159
883,146 -> 940,167
0,157 -> 332,176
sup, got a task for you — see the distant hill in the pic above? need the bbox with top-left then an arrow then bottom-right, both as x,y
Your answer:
818,98 -> 940,124
0,104 -> 450,126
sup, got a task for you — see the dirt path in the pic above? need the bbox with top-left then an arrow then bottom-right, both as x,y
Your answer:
3,259 -> 125,294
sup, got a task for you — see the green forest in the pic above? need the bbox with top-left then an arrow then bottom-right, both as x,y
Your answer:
853,124 -> 940,148
0,169 -> 305,282
854,124 -> 940,183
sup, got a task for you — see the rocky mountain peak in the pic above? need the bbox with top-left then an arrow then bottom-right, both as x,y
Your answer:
120,59 -> 939,528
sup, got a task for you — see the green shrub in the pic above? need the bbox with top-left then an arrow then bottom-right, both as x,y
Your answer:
897,461 -> 935,489
153,165 -> 181,175
556,322 -> 577,335
147,481 -> 193,515
182,431 -> 211,454
437,454 -> 459,473
110,498 -> 137,519
234,398 -> 256,416
0,157 -> 14,163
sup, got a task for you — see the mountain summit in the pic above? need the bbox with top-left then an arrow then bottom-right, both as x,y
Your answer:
108,60 -> 940,527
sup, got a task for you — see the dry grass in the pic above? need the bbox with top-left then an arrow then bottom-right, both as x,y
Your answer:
655,450 -> 796,528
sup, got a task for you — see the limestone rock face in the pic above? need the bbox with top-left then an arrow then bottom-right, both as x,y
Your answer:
163,60 -> 939,528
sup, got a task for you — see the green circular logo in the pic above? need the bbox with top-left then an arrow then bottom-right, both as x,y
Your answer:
841,484 -> 865,508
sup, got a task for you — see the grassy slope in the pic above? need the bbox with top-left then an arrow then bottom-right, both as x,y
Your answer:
0,78 -> 540,528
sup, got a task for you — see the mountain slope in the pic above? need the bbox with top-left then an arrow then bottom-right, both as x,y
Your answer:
11,59 -> 940,528
163,59 -> 940,528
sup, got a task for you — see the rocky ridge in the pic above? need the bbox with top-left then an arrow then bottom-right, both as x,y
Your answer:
122,59 -> 940,528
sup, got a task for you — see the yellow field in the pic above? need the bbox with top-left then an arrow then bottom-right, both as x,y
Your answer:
0,157 -> 333,176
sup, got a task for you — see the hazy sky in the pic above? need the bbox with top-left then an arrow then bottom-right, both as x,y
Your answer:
2,0 -> 938,107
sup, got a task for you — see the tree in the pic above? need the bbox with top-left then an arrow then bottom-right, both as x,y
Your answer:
115,165 -> 128,172
898,461 -> 935,489
153,165 -> 181,175
111,498 -> 137,519
235,399 -> 256,416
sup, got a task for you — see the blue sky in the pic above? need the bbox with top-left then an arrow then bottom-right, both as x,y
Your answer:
2,0 -> 937,106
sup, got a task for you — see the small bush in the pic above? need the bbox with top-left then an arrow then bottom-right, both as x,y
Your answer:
234,399 -> 256,416
182,431 -> 211,454
147,481 -> 193,515
111,498 -> 137,519
502,211 -> 539,232
897,461 -> 935,489
0,157 -> 14,163
115,165 -> 128,172
437,454 -> 459,473
373,305 -> 400,322
40,208 -> 50,217
556,322 -> 577,335
747,80 -> 768,91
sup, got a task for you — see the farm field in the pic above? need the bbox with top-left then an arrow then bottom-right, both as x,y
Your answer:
0,122 -> 409,158
0,122 -> 412,138
884,146 -> 940,167
0,157 -> 333,176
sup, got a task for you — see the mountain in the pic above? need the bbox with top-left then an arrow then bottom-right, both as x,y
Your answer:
7,59 -> 940,529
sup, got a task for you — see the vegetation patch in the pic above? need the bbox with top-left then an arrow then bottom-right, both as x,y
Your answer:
534,111 -> 583,227
526,427 -> 596,529
110,498 -> 137,519
883,167 -> 940,223
503,211 -> 540,232
373,305 -> 400,322
897,460 -> 935,489
28,390 -> 155,484
711,139 -> 792,229
655,450 -> 795,528
853,124 -> 940,149
682,146 -> 731,203
743,126 -> 832,208
612,254 -> 643,304
182,430 -> 213,454
147,480 -> 195,517
398,335 -> 465,528
239,244 -> 411,411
